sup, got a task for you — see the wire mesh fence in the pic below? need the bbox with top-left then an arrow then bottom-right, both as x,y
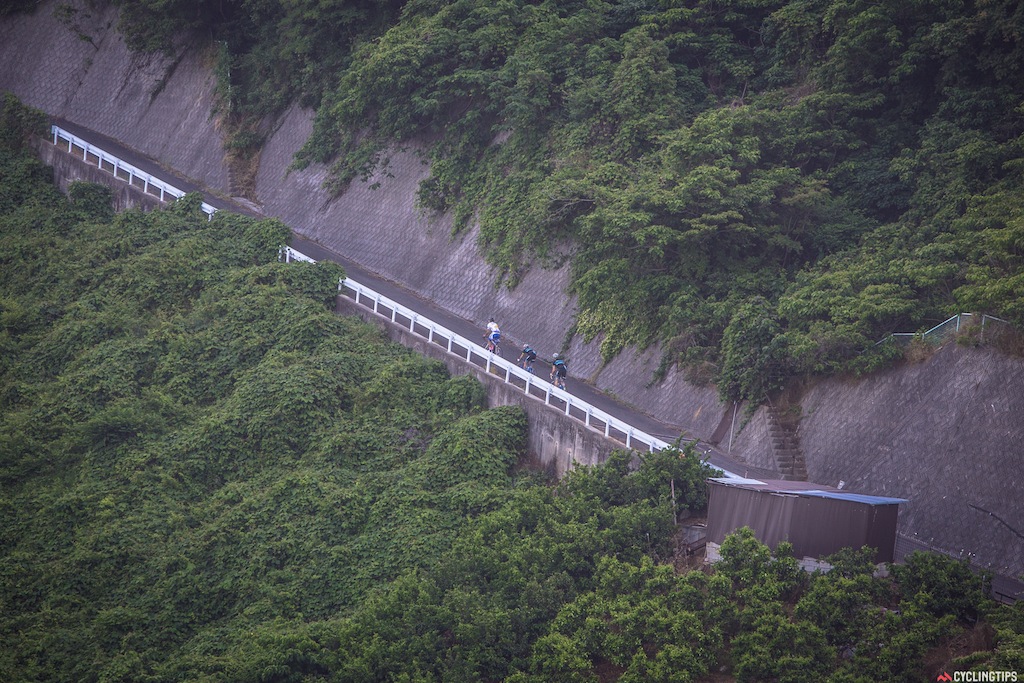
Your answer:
878,313 -> 1020,352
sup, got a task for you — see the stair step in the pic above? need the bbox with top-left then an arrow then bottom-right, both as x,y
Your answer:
769,405 -> 804,481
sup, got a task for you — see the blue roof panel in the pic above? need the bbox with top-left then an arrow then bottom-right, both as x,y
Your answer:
799,490 -> 908,505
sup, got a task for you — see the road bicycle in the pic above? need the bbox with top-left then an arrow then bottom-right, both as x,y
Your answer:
483,334 -> 502,357
518,349 -> 537,374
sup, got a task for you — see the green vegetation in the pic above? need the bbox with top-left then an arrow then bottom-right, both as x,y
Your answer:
2,95 -> 1021,681
101,0 -> 1024,402
0,96 -> 523,679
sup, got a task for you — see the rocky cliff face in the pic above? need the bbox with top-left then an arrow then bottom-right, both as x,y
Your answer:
2,0 -> 1020,580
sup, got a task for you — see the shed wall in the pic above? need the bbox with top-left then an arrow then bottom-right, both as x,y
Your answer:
707,482 -> 901,562
707,485 -> 795,548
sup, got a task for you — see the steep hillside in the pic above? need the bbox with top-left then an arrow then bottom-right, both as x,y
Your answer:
736,344 -> 1024,581
0,0 -> 1021,581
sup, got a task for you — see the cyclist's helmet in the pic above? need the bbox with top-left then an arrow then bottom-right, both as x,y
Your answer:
553,353 -> 560,359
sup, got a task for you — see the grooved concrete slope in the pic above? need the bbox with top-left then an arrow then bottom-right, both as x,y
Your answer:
0,2 -> 230,195
0,0 -> 728,438
2,0 -> 1021,580
799,345 -> 1023,578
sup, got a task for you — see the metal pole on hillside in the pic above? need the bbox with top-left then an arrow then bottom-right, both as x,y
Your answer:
671,479 -> 677,526
728,401 -> 738,454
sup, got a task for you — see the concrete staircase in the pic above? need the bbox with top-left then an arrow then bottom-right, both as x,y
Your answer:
767,404 -> 806,481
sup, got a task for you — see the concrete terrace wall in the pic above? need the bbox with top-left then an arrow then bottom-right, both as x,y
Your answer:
3,0 -> 1022,580
799,346 -> 1024,580
33,137 -> 165,214
723,344 -> 1024,578
0,2 -> 231,196
0,0 -> 729,445
336,296 -> 616,477
254,106 -> 579,351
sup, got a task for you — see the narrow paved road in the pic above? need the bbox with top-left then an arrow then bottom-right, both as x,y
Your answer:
51,117 -> 774,480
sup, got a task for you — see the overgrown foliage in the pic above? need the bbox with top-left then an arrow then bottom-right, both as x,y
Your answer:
0,114 -> 525,680
87,1 -> 1024,401
2,96 -> 1021,682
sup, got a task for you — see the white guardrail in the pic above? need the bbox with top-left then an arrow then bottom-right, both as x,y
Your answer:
283,245 -> 739,476
46,117 -> 735,469
51,125 -> 217,219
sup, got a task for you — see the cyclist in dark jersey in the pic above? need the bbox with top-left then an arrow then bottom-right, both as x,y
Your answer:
517,344 -> 537,373
550,353 -> 567,389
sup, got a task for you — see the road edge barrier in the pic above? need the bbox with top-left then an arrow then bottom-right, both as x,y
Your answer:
282,245 -> 740,478
51,124 -> 218,219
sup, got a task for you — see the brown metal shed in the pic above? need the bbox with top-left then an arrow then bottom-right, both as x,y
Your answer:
706,477 -> 907,563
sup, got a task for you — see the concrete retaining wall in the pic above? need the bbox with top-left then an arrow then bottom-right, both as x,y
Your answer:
0,2 -> 231,196
33,138 -> 165,214
337,296 -> 617,477
3,0 -> 1022,580
797,346 -> 1024,580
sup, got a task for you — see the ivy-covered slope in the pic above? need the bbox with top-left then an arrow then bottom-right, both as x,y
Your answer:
0,95 -> 527,680
2,95 -> 1023,682
107,0 -> 1024,402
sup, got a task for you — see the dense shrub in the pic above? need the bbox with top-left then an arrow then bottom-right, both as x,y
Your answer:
22,0 -> 1020,400
1,93 -> 1021,682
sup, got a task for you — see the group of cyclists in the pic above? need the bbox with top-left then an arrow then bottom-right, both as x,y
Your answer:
484,318 -> 568,390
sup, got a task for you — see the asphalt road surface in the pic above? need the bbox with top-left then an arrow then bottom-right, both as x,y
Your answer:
50,117 -> 773,480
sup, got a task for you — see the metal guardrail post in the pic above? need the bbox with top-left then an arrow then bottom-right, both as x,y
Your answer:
41,129 -> 668,456
276,255 -> 737,475
50,126 -> 217,220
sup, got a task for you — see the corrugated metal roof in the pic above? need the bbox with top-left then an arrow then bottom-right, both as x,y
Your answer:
708,477 -> 907,505
708,476 -> 767,487
798,490 -> 908,506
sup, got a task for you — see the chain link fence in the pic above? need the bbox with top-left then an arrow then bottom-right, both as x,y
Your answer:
878,313 -> 1022,354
